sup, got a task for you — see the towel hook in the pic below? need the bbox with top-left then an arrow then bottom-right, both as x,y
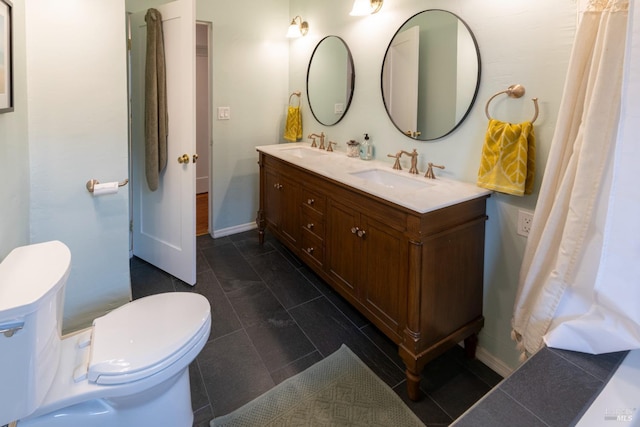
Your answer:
485,84 -> 539,124
289,91 -> 301,107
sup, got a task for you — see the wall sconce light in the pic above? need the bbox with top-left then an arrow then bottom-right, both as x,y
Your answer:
349,0 -> 383,16
287,16 -> 309,38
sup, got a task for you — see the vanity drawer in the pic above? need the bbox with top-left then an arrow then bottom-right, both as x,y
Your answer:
301,206 -> 325,239
301,188 -> 326,214
300,229 -> 324,267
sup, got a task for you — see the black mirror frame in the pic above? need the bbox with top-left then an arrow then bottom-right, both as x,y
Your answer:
306,35 -> 356,126
380,9 -> 481,141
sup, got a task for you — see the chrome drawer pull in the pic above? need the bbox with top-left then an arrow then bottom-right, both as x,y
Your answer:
306,247 -> 315,254
307,198 -> 315,205
307,223 -> 314,229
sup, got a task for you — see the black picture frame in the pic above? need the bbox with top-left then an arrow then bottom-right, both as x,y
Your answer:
0,0 -> 13,113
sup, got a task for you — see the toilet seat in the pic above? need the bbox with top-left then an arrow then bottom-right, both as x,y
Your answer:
87,292 -> 210,385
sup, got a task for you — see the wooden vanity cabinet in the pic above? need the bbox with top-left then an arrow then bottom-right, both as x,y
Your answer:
257,151 -> 489,401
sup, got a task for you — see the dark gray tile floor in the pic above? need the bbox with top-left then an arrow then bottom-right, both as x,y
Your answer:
130,230 -> 503,427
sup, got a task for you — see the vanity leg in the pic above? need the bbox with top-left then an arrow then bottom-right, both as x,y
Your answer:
256,211 -> 265,245
464,333 -> 479,359
405,369 -> 422,401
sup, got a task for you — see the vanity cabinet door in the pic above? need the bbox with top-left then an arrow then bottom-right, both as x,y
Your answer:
326,199 -> 407,338
264,166 -> 299,246
359,214 -> 407,338
326,199 -> 360,299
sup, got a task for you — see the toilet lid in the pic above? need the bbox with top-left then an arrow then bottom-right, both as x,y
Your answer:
88,292 -> 210,385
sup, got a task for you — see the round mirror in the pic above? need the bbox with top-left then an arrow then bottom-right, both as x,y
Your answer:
381,10 -> 481,140
307,36 -> 355,126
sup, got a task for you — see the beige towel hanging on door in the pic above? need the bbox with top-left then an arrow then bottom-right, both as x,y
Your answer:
144,8 -> 168,191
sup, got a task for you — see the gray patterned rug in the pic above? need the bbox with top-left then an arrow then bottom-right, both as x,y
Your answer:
210,345 -> 425,427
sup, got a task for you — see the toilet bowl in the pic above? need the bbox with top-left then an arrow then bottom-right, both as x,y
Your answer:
0,241 -> 211,427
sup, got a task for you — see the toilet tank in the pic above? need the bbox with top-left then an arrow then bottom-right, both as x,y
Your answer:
0,241 -> 71,425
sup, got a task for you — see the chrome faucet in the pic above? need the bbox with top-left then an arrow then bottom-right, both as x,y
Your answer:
308,132 -> 325,149
400,149 -> 419,174
425,162 -> 445,179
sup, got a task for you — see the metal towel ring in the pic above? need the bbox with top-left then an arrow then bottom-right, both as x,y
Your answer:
485,84 -> 539,123
289,91 -> 301,107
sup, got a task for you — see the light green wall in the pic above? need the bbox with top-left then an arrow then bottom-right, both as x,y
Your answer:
0,1 -> 29,260
197,0 -> 289,233
288,0 -> 576,370
25,0 -> 131,332
1,2 -> 132,334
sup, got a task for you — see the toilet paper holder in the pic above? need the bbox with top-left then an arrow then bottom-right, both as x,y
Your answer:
86,178 -> 129,193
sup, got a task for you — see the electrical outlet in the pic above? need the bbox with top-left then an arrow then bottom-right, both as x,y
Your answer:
517,210 -> 534,237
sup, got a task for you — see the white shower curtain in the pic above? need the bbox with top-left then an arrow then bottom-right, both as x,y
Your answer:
512,0 -> 639,359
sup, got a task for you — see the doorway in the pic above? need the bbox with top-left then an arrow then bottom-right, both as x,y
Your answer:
196,22 -> 211,236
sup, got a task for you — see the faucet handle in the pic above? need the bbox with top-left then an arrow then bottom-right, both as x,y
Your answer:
387,153 -> 402,170
307,134 -> 317,148
425,162 -> 445,179
327,141 -> 337,152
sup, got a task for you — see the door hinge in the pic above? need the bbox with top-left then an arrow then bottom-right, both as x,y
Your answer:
127,38 -> 132,51
129,220 -> 133,232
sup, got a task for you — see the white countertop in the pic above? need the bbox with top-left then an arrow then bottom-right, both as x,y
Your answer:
256,143 -> 491,214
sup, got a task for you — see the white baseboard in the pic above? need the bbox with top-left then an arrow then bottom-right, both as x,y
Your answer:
196,176 -> 208,194
212,222 -> 257,238
475,345 -> 514,378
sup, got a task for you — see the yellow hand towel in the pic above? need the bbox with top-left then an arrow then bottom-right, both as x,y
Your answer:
284,106 -> 302,142
477,119 -> 536,196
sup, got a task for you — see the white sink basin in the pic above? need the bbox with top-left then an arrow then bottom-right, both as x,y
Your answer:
280,147 -> 328,158
350,169 -> 432,190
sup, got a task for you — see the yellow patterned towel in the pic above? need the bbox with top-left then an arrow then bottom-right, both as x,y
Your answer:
477,119 -> 536,196
283,106 -> 302,142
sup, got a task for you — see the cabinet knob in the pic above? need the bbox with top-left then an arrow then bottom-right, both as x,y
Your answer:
357,229 -> 367,238
307,198 -> 315,205
273,183 -> 283,189
306,247 -> 315,254
307,223 -> 314,229
351,227 -> 359,234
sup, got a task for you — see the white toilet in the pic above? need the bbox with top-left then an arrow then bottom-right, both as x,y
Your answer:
0,241 -> 211,427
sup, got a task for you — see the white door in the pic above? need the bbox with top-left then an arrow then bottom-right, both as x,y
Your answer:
130,0 -> 197,285
382,25 -> 419,137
